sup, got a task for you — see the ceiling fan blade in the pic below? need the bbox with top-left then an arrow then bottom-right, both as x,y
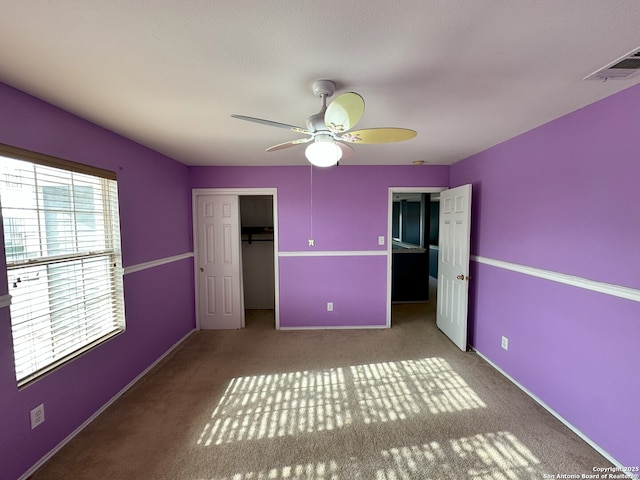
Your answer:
336,141 -> 356,159
231,114 -> 310,134
324,92 -> 365,133
265,137 -> 312,152
339,128 -> 417,144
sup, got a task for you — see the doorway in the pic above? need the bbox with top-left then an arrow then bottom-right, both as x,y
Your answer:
240,195 -> 276,329
193,188 -> 279,330
387,187 -> 444,327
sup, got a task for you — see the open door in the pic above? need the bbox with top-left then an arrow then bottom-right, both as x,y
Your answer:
195,194 -> 244,329
436,184 -> 472,350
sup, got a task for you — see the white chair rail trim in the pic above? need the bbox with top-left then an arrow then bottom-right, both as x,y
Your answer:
472,255 -> 640,303
124,252 -> 194,275
0,293 -> 11,308
279,250 -> 387,257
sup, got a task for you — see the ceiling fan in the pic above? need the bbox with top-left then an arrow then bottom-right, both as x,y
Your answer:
231,80 -> 417,167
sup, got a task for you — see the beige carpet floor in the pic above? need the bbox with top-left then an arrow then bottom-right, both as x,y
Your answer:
30,300 -> 613,479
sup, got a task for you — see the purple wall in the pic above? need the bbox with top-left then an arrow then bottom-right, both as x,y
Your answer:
451,84 -> 640,466
4,70 -> 636,476
191,165 -> 449,252
190,165 -> 449,327
279,255 -> 388,328
0,83 -> 195,480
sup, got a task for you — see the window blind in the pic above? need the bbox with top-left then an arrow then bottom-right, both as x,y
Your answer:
0,151 -> 125,386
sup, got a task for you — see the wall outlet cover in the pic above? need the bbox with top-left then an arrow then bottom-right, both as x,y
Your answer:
30,404 -> 45,429
501,336 -> 509,350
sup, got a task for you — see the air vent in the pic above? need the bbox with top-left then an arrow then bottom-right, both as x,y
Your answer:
584,47 -> 640,81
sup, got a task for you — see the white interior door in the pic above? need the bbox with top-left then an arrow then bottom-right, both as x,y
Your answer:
196,194 -> 244,329
436,184 -> 472,350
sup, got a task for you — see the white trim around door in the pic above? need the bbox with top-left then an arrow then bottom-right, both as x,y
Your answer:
387,187 -> 447,328
192,188 -> 280,329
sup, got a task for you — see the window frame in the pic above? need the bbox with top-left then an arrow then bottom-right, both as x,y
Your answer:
0,143 -> 125,387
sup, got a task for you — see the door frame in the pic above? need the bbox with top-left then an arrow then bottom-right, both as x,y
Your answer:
193,188 -> 280,330
386,186 -> 446,327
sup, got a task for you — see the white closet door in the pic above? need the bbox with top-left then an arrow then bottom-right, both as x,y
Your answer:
196,194 -> 244,329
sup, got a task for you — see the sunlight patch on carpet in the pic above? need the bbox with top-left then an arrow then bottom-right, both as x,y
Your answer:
193,432 -> 539,479
351,358 -> 485,423
375,432 -> 540,480
198,369 -> 351,446
197,357 -> 485,446
198,460 -> 340,480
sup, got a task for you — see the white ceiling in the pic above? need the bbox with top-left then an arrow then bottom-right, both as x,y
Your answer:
1,1 -> 639,167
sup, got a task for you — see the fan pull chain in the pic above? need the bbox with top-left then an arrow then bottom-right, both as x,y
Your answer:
309,164 -> 314,246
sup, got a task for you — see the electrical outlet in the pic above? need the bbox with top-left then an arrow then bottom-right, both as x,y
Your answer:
308,239 -> 315,247
378,236 -> 385,246
501,336 -> 509,351
327,302 -> 333,312
30,404 -> 45,429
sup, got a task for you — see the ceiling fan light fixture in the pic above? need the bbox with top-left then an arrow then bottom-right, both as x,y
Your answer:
232,79 -> 417,165
305,134 -> 342,167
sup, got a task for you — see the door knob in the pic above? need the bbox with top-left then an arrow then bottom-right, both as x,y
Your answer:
200,267 -> 204,272
456,274 -> 465,280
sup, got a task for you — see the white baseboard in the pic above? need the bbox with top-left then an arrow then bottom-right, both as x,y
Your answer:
19,329 -> 196,480
278,325 -> 387,330
474,349 -> 631,473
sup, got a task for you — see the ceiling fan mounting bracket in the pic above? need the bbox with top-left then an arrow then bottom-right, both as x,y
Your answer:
312,80 -> 335,98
